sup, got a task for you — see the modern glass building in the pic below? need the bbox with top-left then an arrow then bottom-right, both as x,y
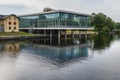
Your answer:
19,10 -> 93,29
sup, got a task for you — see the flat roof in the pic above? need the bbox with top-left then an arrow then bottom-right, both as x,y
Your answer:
19,10 -> 91,17
19,27 -> 94,30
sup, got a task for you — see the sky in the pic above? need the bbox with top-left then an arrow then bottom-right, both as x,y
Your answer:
0,0 -> 120,21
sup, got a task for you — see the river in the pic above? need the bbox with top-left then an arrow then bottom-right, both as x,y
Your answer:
0,34 -> 120,80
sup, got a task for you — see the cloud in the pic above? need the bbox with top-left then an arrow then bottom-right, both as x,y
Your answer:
0,4 -> 28,14
0,0 -> 120,21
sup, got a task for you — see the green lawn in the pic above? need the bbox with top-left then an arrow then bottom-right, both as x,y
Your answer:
0,32 -> 35,36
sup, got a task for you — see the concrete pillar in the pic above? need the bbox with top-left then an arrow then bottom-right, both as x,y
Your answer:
58,30 -> 61,46
44,30 -> 46,44
71,30 -> 74,40
65,30 -> 67,45
85,30 -> 87,43
37,31 -> 39,34
79,30 -> 81,41
85,30 -> 87,38
50,30 -> 52,45
44,30 -> 46,36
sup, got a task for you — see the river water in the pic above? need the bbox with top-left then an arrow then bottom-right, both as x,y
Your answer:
0,34 -> 120,80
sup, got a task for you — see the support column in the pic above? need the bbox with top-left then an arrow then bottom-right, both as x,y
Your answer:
50,30 -> 52,45
85,30 -> 87,43
44,30 -> 46,44
37,31 -> 39,34
85,30 -> 87,38
71,30 -> 74,40
65,30 -> 67,45
58,30 -> 61,46
44,30 -> 46,36
79,30 -> 81,41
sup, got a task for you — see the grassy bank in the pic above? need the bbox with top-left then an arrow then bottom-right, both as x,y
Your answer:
0,32 -> 35,37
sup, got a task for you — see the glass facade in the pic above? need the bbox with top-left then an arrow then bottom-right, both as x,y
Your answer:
19,12 -> 91,28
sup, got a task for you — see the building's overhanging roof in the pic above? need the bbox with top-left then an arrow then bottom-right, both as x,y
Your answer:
0,15 -> 9,20
19,10 -> 91,17
0,14 -> 19,20
19,27 -> 94,30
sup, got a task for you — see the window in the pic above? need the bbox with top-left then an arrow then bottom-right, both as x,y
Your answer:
9,26 -> 11,30
2,24 -> 4,26
19,12 -> 91,28
14,26 -> 16,30
14,22 -> 16,25
9,22 -> 11,25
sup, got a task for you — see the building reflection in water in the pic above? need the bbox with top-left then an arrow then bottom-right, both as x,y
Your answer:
0,42 -> 20,57
19,36 -> 94,65
0,36 -> 93,65
21,41 -> 92,65
31,35 -> 93,47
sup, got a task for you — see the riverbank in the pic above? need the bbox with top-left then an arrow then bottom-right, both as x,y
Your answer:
0,32 -> 35,36
0,31 -> 95,40
0,32 -> 48,40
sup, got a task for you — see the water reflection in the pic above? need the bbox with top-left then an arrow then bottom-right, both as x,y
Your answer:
0,42 -> 20,57
21,44 -> 90,64
93,35 -> 114,50
31,36 -> 93,47
0,36 -> 94,66
0,35 -> 120,80
0,35 -> 117,63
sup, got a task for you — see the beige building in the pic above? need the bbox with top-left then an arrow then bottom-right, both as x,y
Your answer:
0,14 -> 19,32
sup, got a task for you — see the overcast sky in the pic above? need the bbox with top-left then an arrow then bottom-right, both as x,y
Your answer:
0,0 -> 120,21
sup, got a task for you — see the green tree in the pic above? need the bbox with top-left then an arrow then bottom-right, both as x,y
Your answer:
105,17 -> 116,31
90,13 -> 115,34
115,22 -> 120,29
43,7 -> 55,12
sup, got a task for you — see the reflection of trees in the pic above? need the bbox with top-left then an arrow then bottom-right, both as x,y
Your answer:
60,14 -> 80,26
118,33 -> 120,37
93,35 -> 114,50
67,14 -> 79,26
39,15 -> 46,20
39,14 -> 61,27
60,20 -> 79,26
38,13 -> 89,27
38,15 -> 47,27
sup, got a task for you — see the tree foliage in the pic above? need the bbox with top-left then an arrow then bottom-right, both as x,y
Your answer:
115,22 -> 120,29
43,7 -> 55,12
90,13 -> 115,34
